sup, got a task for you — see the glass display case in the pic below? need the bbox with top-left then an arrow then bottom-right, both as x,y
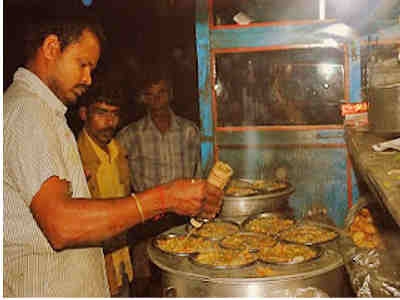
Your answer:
215,47 -> 345,126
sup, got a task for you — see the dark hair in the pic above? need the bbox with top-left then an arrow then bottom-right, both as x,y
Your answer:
140,64 -> 172,92
24,15 -> 106,62
80,82 -> 125,109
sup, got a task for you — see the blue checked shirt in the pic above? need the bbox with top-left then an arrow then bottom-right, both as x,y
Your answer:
116,110 -> 202,192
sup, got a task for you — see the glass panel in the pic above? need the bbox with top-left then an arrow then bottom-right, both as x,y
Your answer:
213,0 -> 320,26
215,48 -> 345,126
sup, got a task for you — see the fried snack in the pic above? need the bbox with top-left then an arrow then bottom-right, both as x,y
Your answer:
244,215 -> 295,235
225,185 -> 258,197
225,179 -> 288,196
349,208 -> 384,249
220,233 -> 276,251
252,179 -> 288,192
225,179 -> 259,197
207,161 -> 234,190
193,248 -> 257,267
156,235 -> 216,254
279,224 -> 338,245
258,242 -> 318,264
194,221 -> 240,239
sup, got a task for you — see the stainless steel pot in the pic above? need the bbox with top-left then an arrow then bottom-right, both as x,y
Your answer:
148,223 -> 352,297
220,182 -> 295,219
160,265 -> 346,297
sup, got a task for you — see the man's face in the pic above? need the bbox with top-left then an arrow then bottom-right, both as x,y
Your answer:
49,29 -> 101,105
142,80 -> 170,111
82,102 -> 120,147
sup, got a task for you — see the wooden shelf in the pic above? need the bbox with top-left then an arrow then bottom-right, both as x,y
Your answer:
345,127 -> 400,227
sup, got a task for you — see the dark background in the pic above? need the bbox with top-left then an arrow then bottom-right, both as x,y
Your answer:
3,0 -> 200,133
4,0 -> 400,133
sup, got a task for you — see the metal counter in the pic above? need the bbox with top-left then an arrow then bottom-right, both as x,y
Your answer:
345,127 -> 400,226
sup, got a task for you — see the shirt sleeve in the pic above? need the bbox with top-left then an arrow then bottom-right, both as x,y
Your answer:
6,107 -> 69,206
115,126 -> 131,154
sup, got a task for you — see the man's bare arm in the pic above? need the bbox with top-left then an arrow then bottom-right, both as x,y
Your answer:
30,176 -> 222,250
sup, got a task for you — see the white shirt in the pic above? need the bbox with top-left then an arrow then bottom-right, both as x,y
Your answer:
3,68 -> 110,297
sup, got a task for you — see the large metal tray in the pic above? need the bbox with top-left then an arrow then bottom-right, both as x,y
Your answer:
185,219 -> 240,241
188,249 -> 258,270
278,222 -> 339,246
241,212 -> 296,236
219,232 -> 277,251
152,232 -> 217,257
220,179 -> 295,219
225,179 -> 293,197
148,224 -> 346,283
258,242 -> 323,265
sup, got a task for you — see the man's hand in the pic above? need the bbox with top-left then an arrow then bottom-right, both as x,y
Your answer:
165,179 -> 204,216
166,179 -> 223,219
198,182 -> 223,219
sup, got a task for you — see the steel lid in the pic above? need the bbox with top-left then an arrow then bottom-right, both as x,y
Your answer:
223,182 -> 295,202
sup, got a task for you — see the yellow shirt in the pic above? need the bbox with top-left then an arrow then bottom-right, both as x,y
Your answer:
84,130 -> 126,198
78,130 -> 133,296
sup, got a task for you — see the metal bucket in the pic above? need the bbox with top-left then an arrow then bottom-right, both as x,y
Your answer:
368,86 -> 400,138
220,181 -> 295,220
161,266 -> 348,297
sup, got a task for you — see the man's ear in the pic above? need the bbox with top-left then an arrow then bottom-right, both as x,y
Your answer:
42,34 -> 62,60
79,106 -> 88,122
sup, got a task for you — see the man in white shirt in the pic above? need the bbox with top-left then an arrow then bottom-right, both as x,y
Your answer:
3,16 -> 223,297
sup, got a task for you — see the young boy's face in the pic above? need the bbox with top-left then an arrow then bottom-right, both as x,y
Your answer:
142,80 -> 170,111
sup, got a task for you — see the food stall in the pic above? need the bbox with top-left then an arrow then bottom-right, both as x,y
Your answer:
147,0 -> 400,297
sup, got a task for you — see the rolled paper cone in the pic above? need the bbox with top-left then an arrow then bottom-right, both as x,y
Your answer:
191,162 -> 233,228
207,161 -> 234,190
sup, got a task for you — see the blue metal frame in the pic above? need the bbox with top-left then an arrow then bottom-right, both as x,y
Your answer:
195,0 -> 215,172
211,23 -> 346,49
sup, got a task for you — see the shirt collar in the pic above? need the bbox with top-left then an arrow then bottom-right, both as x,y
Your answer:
83,128 -> 119,162
14,67 -> 68,115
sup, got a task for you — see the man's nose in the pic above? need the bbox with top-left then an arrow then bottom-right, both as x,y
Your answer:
105,113 -> 118,125
104,115 -> 115,124
81,68 -> 92,86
